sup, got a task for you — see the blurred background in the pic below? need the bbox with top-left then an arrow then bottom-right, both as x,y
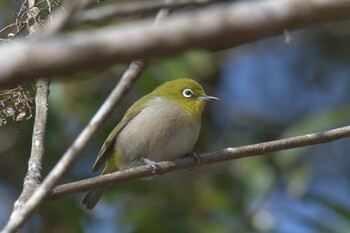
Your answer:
2,1 -> 350,233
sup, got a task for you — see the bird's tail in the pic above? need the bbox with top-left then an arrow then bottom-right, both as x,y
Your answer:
81,186 -> 108,209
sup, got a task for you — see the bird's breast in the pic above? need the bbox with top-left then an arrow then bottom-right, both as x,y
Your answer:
116,97 -> 201,163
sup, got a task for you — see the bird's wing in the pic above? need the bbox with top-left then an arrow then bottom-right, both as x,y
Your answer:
92,94 -> 152,172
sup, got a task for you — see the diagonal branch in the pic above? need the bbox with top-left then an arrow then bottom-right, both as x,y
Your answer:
48,125 -> 350,200
0,3 -> 172,233
1,0 -> 350,85
1,66 -> 143,233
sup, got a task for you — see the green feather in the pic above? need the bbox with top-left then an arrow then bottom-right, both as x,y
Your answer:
92,93 -> 152,172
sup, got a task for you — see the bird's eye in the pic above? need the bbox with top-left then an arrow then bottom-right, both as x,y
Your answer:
183,89 -> 193,98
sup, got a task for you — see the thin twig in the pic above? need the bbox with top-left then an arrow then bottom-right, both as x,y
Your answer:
1,0 -> 350,85
48,125 -> 350,200
16,0 -> 28,34
0,23 -> 19,34
45,0 -> 51,14
41,1 -> 89,37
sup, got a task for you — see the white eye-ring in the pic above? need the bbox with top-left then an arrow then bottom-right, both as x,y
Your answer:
182,88 -> 193,98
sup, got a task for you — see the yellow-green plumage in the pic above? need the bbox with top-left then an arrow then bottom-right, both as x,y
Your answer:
81,78 -> 217,209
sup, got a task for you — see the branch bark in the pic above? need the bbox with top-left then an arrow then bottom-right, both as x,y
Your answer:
48,125 -> 350,200
1,0 -> 350,85
75,0 -> 225,24
8,79 -> 49,232
6,1 -> 50,233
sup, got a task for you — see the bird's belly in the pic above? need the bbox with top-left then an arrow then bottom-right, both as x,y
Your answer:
146,122 -> 199,161
116,98 -> 201,165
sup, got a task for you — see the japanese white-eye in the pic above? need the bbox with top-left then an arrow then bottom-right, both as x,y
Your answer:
81,78 -> 218,209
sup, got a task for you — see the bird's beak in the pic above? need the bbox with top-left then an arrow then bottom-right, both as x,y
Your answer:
197,95 -> 219,101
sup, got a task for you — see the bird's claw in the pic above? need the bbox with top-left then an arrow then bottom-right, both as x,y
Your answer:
141,157 -> 160,175
188,152 -> 201,170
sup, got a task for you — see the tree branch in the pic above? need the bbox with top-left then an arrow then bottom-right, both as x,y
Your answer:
1,65 -> 143,233
6,1 -> 50,233
8,78 -> 49,231
1,0 -> 350,85
0,3 -> 172,233
75,0 -> 225,25
28,0 -> 35,9
3,0 -> 91,232
48,125 -> 350,200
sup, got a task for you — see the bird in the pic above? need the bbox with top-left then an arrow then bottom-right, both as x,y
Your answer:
81,78 -> 218,209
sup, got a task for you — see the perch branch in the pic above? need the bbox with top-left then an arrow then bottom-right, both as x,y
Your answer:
49,125 -> 350,200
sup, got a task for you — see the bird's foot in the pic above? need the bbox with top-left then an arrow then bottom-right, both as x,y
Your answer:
188,152 -> 201,170
141,157 -> 160,175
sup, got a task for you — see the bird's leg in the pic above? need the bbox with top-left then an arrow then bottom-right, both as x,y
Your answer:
141,157 -> 160,175
188,152 -> 201,168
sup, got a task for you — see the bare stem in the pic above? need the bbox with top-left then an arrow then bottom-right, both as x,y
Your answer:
48,125 -> 350,200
